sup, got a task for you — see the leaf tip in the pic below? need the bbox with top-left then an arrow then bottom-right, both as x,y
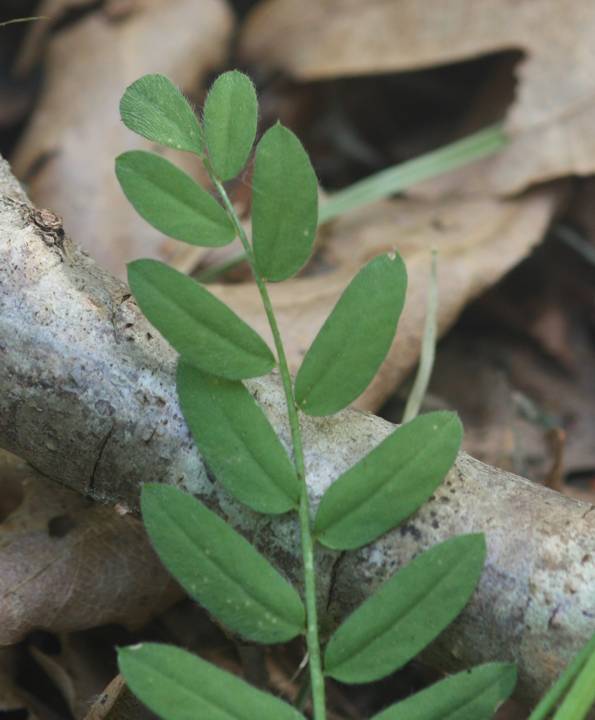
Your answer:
140,482 -> 175,513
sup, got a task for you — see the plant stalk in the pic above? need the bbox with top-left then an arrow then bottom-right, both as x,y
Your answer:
211,174 -> 327,720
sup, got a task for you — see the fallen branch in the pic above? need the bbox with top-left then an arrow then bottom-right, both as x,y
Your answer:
0,155 -> 593,704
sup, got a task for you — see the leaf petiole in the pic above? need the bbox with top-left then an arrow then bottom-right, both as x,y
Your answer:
207,165 -> 327,720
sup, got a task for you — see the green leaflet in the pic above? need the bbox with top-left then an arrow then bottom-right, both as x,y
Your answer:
314,412 -> 462,550
204,70 -> 258,181
177,361 -> 299,514
128,259 -> 274,380
323,534 -> 486,684
120,74 -> 203,155
295,253 -> 407,416
371,663 -> 517,720
141,485 -> 305,643
119,643 -> 305,720
116,151 -> 234,247
252,123 -> 318,281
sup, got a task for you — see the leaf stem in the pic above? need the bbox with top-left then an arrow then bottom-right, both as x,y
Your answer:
210,173 -> 327,720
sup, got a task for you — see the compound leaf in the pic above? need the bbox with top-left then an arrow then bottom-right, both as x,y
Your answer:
295,253 -> 407,416
128,259 -> 274,380
371,663 -> 517,720
116,151 -> 234,247
177,361 -> 299,514
120,74 -> 203,154
252,123 -> 318,281
314,412 -> 462,550
324,534 -> 486,684
204,70 -> 258,181
141,485 -> 305,643
119,643 -> 305,720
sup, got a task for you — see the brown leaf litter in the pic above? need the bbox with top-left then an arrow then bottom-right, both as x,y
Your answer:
11,0 -> 233,278
240,0 -> 595,194
0,451 -> 181,646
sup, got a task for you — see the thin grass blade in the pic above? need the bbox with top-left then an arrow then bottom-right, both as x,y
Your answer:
553,637 -> 595,720
528,632 -> 595,720
196,125 -> 505,282
319,125 -> 506,224
402,249 -> 438,423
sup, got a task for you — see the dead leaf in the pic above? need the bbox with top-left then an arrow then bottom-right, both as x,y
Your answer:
84,674 -> 154,720
11,0 -> 233,278
240,0 -> 595,194
14,0 -> 98,76
0,451 -> 181,645
0,646 -> 42,719
210,183 -> 566,411
412,234 -> 595,507
30,631 -> 114,719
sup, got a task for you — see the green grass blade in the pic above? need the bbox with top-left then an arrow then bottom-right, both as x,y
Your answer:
0,16 -> 47,26
204,71 -> 258,181
141,485 -> 305,643
323,534 -> 486,683
529,632 -> 595,720
252,123 -> 319,281
319,124 -> 506,224
119,643 -> 305,720
371,663 -> 517,720
116,151 -> 234,247
197,125 -> 505,282
177,361 -> 299,514
553,636 -> 595,720
120,74 -> 203,155
314,411 -> 462,550
402,249 -> 438,423
128,259 -> 274,380
295,253 -> 407,416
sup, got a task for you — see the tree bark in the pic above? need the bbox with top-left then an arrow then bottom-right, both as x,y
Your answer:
0,155 -> 593,704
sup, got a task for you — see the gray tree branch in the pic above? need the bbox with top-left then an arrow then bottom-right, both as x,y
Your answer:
0,155 -> 593,704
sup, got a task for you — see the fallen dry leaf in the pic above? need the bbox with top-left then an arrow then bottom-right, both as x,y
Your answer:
240,0 -> 595,194
211,183 -> 566,411
0,451 -> 181,645
14,0 -> 98,76
30,632 -> 115,719
84,674 -> 153,720
0,647 -> 42,719
399,233 -> 595,507
11,0 -> 233,278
